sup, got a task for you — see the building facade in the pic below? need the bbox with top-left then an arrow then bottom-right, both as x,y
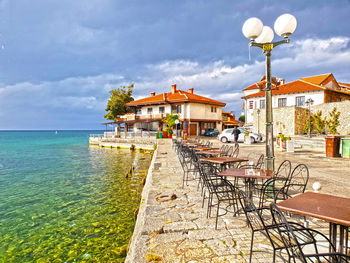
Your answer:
116,84 -> 226,136
242,73 -> 350,133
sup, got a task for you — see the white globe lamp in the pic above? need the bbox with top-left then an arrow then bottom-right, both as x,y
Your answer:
242,17 -> 263,40
255,26 -> 274,43
274,13 -> 297,37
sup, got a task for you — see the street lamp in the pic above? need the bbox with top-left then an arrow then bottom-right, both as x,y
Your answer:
305,98 -> 314,138
175,119 -> 180,137
257,109 -> 261,134
242,14 -> 297,171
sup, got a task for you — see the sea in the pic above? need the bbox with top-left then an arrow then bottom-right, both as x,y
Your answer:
0,130 -> 153,262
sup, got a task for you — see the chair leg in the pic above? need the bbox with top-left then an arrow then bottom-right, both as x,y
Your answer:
249,231 -> 254,263
215,201 -> 220,229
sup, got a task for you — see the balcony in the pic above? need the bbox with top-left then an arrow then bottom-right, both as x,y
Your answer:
118,113 -> 165,122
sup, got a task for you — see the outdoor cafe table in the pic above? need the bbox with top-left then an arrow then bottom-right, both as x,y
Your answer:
218,168 -> 274,198
277,192 -> 350,256
197,150 -> 227,156
200,157 -> 248,171
194,147 -> 219,151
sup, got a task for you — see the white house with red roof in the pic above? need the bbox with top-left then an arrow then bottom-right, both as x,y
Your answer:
116,84 -> 226,136
242,73 -> 350,127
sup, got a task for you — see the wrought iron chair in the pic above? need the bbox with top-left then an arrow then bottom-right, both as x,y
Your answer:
199,163 -> 239,229
237,190 -> 287,263
270,203 -> 350,263
258,160 -> 293,208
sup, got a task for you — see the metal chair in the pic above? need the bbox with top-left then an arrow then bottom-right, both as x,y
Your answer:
270,203 -> 350,263
199,163 -> 239,229
237,190 -> 286,263
257,160 -> 293,208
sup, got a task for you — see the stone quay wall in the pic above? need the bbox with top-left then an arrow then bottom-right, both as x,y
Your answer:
89,137 -> 156,150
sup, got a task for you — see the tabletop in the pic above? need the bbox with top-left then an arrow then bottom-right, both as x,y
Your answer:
199,150 -> 228,155
277,192 -> 350,227
218,168 -> 274,180
200,157 -> 248,165
194,147 -> 219,151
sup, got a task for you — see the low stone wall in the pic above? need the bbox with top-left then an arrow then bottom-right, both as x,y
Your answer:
252,100 -> 350,136
89,137 -> 157,150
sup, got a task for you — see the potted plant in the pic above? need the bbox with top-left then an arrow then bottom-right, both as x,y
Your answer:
280,136 -> 287,151
325,107 -> 341,157
244,131 -> 251,144
286,136 -> 294,152
276,133 -> 283,146
162,112 -> 179,139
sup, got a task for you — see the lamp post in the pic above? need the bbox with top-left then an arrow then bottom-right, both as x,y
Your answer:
175,119 -> 180,137
257,109 -> 261,134
242,14 -> 297,171
305,98 -> 314,138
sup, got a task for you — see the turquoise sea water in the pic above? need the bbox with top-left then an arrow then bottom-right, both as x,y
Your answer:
0,131 -> 152,262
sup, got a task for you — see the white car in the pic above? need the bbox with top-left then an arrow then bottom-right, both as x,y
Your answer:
218,128 -> 262,143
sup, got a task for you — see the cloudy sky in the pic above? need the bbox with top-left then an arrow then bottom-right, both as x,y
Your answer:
0,0 -> 349,130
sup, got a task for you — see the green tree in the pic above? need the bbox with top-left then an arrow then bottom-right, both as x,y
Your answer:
303,116 -> 314,134
326,107 -> 340,135
162,112 -> 179,135
313,110 -> 326,134
104,84 -> 134,121
239,115 -> 245,123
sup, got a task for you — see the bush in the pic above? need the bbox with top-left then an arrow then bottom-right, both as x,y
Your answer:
313,110 -> 326,134
326,107 -> 340,135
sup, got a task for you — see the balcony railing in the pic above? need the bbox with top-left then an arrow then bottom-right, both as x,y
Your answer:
118,113 -> 165,121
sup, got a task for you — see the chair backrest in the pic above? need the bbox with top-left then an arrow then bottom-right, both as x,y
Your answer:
255,154 -> 264,169
287,164 -> 309,194
238,190 -> 267,232
230,145 -> 239,158
225,146 -> 233,157
273,160 -> 292,189
270,203 -> 310,263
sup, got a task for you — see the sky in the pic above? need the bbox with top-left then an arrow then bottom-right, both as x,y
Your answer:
0,0 -> 349,130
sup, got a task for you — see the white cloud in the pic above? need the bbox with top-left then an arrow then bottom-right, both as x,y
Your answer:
1,36 -> 349,129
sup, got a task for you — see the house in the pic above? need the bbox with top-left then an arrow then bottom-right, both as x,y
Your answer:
242,73 -> 350,129
116,84 -> 226,136
222,111 -> 239,130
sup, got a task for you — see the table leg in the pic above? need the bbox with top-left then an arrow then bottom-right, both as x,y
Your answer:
330,223 -> 337,254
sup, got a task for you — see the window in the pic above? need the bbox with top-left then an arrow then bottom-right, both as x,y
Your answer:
260,99 -> 265,109
328,96 -> 332,103
147,108 -> 153,114
171,105 -> 182,113
211,107 -> 217,113
159,106 -> 165,114
295,96 -> 305,106
249,101 -> 254,109
136,108 -> 142,115
278,98 -> 287,107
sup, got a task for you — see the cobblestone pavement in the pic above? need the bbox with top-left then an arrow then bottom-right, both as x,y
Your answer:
127,139 -> 348,262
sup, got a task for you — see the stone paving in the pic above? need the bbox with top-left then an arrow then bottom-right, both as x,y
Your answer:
126,139 -> 349,263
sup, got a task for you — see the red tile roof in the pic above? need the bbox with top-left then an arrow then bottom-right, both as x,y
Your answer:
125,89 -> 226,107
300,73 -> 332,85
243,74 -> 350,99
243,76 -> 282,91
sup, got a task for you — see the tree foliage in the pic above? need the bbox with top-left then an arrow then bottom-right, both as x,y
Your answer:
239,115 -> 245,123
162,112 -> 179,135
303,115 -> 314,134
326,107 -> 340,135
313,110 -> 326,134
104,84 -> 134,121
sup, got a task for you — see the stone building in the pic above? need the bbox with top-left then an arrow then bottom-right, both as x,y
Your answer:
116,84 -> 226,136
242,73 -> 350,135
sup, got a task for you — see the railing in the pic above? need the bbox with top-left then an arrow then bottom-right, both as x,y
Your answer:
89,134 -> 104,138
90,131 -> 159,139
